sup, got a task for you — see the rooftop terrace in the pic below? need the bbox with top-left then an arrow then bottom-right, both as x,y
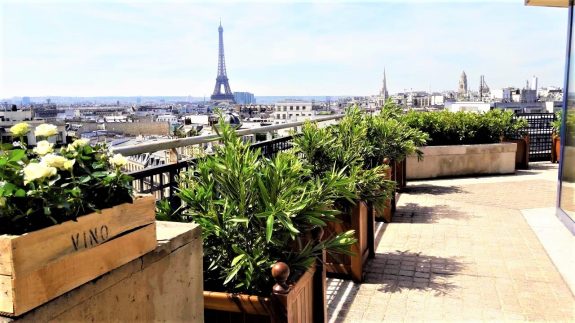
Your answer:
327,162 -> 574,322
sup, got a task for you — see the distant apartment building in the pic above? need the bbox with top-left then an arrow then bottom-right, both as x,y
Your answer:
273,101 -> 314,121
445,101 -> 491,113
491,85 -> 548,113
233,92 -> 256,105
21,97 -> 31,106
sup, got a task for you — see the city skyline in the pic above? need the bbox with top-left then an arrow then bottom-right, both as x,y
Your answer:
0,1 -> 567,97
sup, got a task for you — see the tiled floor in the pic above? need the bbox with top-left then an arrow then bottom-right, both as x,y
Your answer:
327,163 -> 575,322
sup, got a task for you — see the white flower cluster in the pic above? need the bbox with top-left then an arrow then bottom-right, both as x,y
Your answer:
109,153 -> 128,168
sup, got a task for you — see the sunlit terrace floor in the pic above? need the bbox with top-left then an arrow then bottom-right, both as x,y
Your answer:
327,162 -> 575,322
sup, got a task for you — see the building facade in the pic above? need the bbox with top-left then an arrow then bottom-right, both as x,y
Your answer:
274,101 -> 314,121
233,92 -> 256,105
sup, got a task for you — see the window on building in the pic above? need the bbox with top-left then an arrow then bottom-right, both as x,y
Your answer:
296,106 -> 300,110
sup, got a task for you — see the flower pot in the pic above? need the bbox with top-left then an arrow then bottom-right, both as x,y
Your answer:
324,201 -> 370,283
0,195 -> 157,316
503,135 -> 530,170
552,135 -> 561,163
204,261 -> 323,323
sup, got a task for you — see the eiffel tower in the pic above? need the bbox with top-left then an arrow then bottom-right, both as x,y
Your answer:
210,22 -> 235,103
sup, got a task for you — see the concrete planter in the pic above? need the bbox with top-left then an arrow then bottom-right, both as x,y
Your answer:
406,143 -> 517,180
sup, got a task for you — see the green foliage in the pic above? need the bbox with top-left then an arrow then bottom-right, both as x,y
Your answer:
402,109 -> 527,146
364,108 -> 428,165
0,125 -> 133,235
293,106 -> 396,211
552,111 -> 562,134
176,115 -> 356,295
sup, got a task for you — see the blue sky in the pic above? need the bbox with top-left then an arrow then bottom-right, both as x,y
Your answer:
0,0 -> 568,97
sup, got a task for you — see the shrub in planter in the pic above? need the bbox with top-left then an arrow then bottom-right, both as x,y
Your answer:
174,116 -> 356,321
365,101 -> 428,203
552,111 -> 562,163
402,109 -> 526,146
293,106 -> 395,282
0,123 -> 155,316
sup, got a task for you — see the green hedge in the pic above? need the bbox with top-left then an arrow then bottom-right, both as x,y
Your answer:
402,110 -> 527,146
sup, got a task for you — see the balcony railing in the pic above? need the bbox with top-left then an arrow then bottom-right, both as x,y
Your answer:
122,115 -> 342,201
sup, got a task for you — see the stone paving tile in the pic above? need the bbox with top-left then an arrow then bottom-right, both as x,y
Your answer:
327,163 -> 575,322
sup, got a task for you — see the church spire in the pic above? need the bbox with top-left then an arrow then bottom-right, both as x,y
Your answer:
381,69 -> 389,101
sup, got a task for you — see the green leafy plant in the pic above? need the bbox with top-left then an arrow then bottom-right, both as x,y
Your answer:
0,123 -> 133,235
364,109 -> 428,166
293,106 -> 396,212
552,111 -> 562,135
176,115 -> 356,295
402,109 -> 527,146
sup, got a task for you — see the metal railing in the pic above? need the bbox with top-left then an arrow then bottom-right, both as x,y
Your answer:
113,114 -> 342,157
514,113 -> 556,161
127,115 -> 343,200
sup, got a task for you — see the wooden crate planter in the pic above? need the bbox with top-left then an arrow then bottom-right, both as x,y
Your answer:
204,261 -> 324,323
552,135 -> 561,163
375,165 -> 394,223
324,201 -> 371,283
0,195 -> 157,316
393,159 -> 407,191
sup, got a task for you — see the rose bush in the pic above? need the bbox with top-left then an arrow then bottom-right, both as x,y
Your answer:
0,122 -> 133,234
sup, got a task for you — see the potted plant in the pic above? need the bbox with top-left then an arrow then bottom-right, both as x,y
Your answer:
552,111 -> 562,163
172,116 -> 356,322
482,109 -> 529,169
293,107 -> 395,282
403,110 -> 525,179
0,123 -> 156,316
364,104 -> 428,221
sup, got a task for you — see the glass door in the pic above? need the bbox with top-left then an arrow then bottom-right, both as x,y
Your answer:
558,3 -> 575,226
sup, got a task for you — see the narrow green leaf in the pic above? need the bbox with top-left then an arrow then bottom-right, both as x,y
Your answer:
266,214 -> 274,242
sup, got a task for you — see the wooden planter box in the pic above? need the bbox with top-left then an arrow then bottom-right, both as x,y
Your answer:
392,159 -> 407,191
324,201 -> 371,283
204,261 -> 324,323
375,166 -> 394,223
551,135 -> 561,163
503,135 -> 530,170
0,195 -> 157,316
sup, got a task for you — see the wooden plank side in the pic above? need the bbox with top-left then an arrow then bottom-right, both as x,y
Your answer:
10,195 -> 155,276
0,274 -> 14,314
203,291 -> 272,315
12,222 -> 157,316
0,237 -> 15,276
285,264 -> 314,323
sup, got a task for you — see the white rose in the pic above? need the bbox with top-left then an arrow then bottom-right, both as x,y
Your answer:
9,123 -> 30,137
72,138 -> 89,148
109,154 -> 128,168
33,140 -> 54,156
23,163 -> 57,185
41,154 -> 75,171
34,124 -> 58,138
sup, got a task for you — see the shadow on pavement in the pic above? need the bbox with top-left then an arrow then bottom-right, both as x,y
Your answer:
393,202 -> 473,223
366,250 -> 465,296
402,184 -> 466,195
